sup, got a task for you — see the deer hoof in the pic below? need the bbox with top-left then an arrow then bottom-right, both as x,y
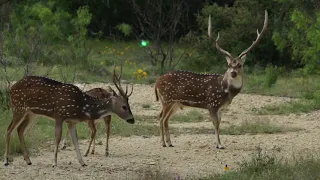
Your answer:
162,144 -> 167,147
4,163 -> 9,166
169,144 -> 174,147
27,162 -> 32,165
61,146 -> 66,150
82,164 -> 88,167
216,145 -> 225,149
105,152 -> 109,157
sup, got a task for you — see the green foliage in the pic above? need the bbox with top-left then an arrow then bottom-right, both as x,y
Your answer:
116,23 -> 133,37
263,65 -> 279,88
0,86 -> 10,111
3,1 -> 93,80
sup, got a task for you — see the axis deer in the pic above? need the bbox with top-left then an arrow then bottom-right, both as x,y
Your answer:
4,65 -> 134,167
61,86 -> 120,157
155,10 -> 268,148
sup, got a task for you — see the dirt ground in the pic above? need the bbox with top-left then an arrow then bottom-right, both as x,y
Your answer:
1,83 -> 320,180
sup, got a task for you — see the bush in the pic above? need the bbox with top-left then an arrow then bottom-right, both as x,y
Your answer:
0,86 -> 10,111
263,65 -> 279,88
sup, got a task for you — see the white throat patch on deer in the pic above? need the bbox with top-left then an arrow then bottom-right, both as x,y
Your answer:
155,10 -> 268,149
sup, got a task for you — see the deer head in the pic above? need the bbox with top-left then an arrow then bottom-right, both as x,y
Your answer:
208,10 -> 268,88
110,64 -> 134,124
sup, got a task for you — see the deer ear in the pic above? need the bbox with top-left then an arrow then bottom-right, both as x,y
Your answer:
240,54 -> 246,64
225,56 -> 232,64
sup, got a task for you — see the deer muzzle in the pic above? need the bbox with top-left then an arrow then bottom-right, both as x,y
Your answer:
231,71 -> 237,78
126,118 -> 135,124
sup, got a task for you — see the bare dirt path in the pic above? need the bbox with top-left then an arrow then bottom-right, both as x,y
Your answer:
1,84 -> 320,180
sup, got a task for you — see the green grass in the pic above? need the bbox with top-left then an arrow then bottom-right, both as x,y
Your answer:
180,120 -> 300,135
201,150 -> 320,180
222,120 -> 301,135
141,104 -> 151,109
254,99 -> 320,115
243,72 -> 320,98
170,110 -> 205,123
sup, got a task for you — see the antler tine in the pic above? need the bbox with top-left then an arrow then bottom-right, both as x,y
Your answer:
208,14 -> 233,58
237,10 -> 268,58
113,64 -> 126,97
215,32 -> 233,58
127,84 -> 134,97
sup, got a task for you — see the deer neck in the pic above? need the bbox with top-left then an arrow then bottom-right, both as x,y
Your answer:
83,95 -> 113,120
221,73 -> 243,99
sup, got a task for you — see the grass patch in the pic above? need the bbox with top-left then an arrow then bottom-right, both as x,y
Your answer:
255,100 -> 318,115
142,104 -> 151,109
180,120 -> 300,135
243,71 -> 320,98
171,110 -> 205,123
222,120 -> 300,135
202,149 -> 320,180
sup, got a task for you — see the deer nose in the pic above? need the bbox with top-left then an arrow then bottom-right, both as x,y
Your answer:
126,118 -> 135,124
231,71 -> 237,78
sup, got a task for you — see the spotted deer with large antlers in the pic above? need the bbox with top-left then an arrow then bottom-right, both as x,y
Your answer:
155,10 -> 268,148
4,64 -> 134,167
61,86 -> 124,157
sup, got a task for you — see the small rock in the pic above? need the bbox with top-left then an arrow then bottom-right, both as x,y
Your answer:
149,161 -> 156,165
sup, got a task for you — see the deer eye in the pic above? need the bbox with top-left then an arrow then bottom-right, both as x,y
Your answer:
238,64 -> 242,68
122,106 -> 127,111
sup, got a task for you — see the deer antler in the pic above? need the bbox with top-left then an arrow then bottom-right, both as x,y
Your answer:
113,64 -> 133,98
237,10 -> 268,58
208,15 -> 233,59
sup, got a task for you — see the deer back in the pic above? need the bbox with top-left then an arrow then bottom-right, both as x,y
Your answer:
155,70 -> 239,109
85,87 -> 116,99
10,76 -> 111,120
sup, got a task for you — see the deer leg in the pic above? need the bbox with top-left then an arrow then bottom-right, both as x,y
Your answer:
92,121 -> 101,155
163,104 -> 179,147
84,120 -> 96,157
159,103 -> 174,147
104,116 -> 111,157
17,113 -> 35,165
159,109 -> 166,147
4,113 -> 26,166
210,110 -> 224,149
67,122 -> 86,166
61,125 -> 70,150
53,119 -> 63,167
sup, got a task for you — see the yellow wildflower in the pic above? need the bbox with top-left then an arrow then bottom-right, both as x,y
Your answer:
100,61 -> 104,65
142,72 -> 147,76
120,52 -> 124,55
138,69 -> 143,73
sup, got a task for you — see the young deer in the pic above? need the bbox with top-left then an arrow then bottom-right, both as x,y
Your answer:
61,86 -> 123,157
155,10 -> 268,149
4,65 -> 134,167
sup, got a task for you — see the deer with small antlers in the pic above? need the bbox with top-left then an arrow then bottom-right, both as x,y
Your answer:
155,10 -> 268,148
61,86 -> 124,157
4,64 -> 134,167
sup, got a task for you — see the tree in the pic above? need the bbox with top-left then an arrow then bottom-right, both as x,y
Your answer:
130,0 -> 189,72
